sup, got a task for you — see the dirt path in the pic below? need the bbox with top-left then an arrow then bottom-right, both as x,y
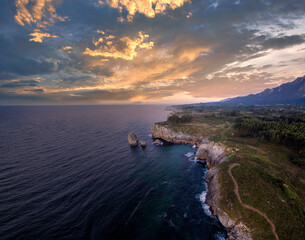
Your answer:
247,145 -> 267,154
229,163 -> 279,240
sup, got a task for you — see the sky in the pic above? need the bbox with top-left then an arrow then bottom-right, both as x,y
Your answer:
0,0 -> 305,105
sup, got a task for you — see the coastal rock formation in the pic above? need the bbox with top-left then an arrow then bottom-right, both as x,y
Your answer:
153,139 -> 163,145
151,122 -> 252,239
128,132 -> 138,146
196,142 -> 226,169
151,123 -> 203,145
206,168 -> 252,240
140,141 -> 147,147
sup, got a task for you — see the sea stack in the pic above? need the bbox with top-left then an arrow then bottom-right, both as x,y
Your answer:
128,132 -> 138,146
140,141 -> 147,147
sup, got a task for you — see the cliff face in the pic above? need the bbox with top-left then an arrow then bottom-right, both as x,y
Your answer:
196,142 -> 227,169
151,123 -> 226,169
151,123 -> 203,145
151,123 -> 252,240
206,168 -> 252,240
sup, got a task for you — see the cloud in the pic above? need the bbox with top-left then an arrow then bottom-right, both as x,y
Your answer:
0,34 -> 57,77
101,0 -> 190,21
0,79 -> 40,88
14,0 -> 66,28
60,46 -> 72,50
30,88 -> 44,93
83,31 -> 154,60
87,65 -> 113,77
262,35 -> 305,49
29,29 -> 58,42
1,0 -> 305,104
174,46 -> 210,62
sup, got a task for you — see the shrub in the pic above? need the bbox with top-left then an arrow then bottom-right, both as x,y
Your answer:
167,114 -> 193,124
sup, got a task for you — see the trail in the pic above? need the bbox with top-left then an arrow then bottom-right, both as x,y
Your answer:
247,145 -> 267,154
228,163 -> 279,240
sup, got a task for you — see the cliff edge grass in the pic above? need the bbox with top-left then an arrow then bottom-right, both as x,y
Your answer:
151,118 -> 305,240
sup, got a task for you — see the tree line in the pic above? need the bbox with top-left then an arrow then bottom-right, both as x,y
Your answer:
167,114 -> 193,124
235,117 -> 305,149
235,116 -> 305,168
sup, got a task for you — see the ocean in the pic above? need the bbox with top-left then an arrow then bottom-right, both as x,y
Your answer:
0,105 -> 227,240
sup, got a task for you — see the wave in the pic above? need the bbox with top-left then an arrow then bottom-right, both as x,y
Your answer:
214,231 -> 226,240
184,152 -> 194,158
198,168 -> 213,217
199,191 -> 213,217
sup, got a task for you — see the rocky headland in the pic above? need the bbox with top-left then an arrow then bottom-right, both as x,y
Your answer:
151,123 -> 204,145
151,123 -> 252,240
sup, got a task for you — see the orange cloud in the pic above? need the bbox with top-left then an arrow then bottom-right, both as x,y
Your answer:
95,46 -> 200,92
83,31 -> 154,60
15,0 -> 66,28
29,29 -> 58,42
60,46 -> 72,50
176,46 -> 210,62
102,0 -> 190,21
93,37 -> 104,46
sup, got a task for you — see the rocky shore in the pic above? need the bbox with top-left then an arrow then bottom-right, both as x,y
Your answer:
151,123 -> 252,240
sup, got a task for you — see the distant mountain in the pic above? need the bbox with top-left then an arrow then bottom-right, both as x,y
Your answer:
224,76 -> 305,104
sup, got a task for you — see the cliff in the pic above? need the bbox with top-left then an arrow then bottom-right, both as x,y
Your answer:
206,168 -> 252,240
151,123 -> 204,145
151,123 -> 226,169
151,123 -> 252,240
196,142 -> 227,169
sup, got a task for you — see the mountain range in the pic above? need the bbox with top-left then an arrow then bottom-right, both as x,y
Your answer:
222,76 -> 305,105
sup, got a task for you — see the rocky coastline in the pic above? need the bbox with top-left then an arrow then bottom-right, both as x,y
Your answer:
151,123 -> 204,145
151,123 -> 252,240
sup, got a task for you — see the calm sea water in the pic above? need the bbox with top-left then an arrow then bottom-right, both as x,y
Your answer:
0,105 -> 226,240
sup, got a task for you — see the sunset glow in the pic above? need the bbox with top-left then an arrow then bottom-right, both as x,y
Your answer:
1,0 -> 305,104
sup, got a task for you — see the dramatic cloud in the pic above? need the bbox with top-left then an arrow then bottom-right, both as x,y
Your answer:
1,0 -> 305,104
83,31 -> 154,60
15,0 -> 66,28
101,0 -> 190,21
29,29 -> 58,42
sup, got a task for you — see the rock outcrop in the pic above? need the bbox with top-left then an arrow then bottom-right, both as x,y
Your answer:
153,139 -> 163,145
196,142 -> 227,169
128,132 -> 138,146
151,123 -> 203,145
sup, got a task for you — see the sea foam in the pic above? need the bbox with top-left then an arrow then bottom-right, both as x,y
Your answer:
199,191 -> 213,217
184,152 -> 194,158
